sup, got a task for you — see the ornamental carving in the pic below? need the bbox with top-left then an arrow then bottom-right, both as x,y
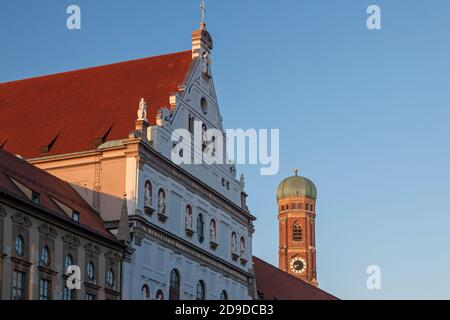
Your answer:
0,205 -> 6,217
38,223 -> 57,238
11,212 -> 32,228
105,250 -> 122,263
84,242 -> 101,255
62,233 -> 81,247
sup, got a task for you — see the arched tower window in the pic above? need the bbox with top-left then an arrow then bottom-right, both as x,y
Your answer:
196,280 -> 206,300
220,290 -> 228,300
293,223 -> 303,242
169,269 -> 181,300
141,285 -> 150,300
197,214 -> 205,243
201,97 -> 208,115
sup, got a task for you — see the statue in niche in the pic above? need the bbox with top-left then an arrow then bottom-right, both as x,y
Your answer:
137,98 -> 148,121
210,220 -> 216,243
185,206 -> 193,230
231,232 -> 237,254
240,237 -> 246,256
157,189 -> 166,216
202,51 -> 212,78
144,181 -> 152,208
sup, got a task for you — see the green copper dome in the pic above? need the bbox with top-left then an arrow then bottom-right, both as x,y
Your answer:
277,171 -> 317,201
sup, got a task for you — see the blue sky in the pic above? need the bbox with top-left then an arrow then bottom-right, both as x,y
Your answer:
2,0 -> 450,299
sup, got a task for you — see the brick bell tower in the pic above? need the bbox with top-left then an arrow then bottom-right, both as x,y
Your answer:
277,169 -> 318,286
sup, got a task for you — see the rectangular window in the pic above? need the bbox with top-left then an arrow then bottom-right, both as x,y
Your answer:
39,279 -> 51,300
85,293 -> 96,300
72,211 -> 80,223
12,270 -> 26,300
63,286 -> 76,300
32,191 -> 40,205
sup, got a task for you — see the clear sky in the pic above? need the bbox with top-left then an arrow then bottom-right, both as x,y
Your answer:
1,0 -> 450,300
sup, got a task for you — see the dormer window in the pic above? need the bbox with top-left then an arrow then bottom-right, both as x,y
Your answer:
72,211 -> 80,223
32,191 -> 40,205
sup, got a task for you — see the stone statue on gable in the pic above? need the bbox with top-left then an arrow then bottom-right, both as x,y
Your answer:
202,52 -> 212,78
137,98 -> 148,121
239,174 -> 246,190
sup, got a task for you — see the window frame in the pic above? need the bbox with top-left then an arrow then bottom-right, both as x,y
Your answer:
41,245 -> 50,267
12,270 -> 26,300
39,278 -> 51,301
196,280 -> 206,300
15,235 -> 24,257
197,214 -> 205,243
169,269 -> 181,301
106,269 -> 115,288
86,261 -> 95,281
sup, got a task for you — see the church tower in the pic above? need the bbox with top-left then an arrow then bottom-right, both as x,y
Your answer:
277,170 -> 318,286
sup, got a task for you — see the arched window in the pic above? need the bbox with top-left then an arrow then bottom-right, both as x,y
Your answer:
141,285 -> 150,300
64,254 -> 73,273
197,214 -> 205,243
107,269 -> 115,288
15,235 -> 24,257
240,237 -> 246,256
144,180 -> 153,208
87,261 -> 95,281
169,269 -> 181,300
201,97 -> 208,115
185,205 -> 193,230
293,223 -> 303,242
220,290 -> 228,300
196,280 -> 206,300
40,246 -> 50,266
188,114 -> 195,134
156,289 -> 164,300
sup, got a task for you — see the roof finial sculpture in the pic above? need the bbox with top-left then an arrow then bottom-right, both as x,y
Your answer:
239,174 -> 246,189
294,169 -> 299,176
137,98 -> 148,122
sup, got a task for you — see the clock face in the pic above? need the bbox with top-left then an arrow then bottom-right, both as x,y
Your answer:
290,257 -> 307,274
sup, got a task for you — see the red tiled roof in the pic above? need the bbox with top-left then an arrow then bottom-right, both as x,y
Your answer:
253,256 -> 338,300
0,148 -> 112,237
0,50 -> 193,159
